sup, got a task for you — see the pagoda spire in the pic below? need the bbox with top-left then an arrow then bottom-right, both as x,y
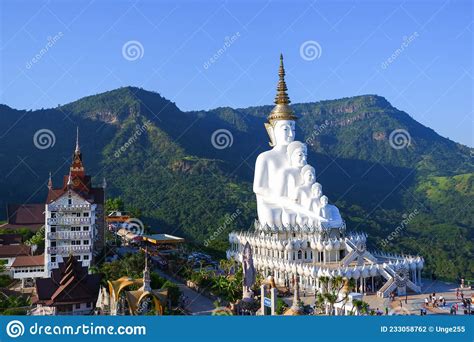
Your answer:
142,247 -> 151,292
75,127 -> 80,154
47,171 -> 53,190
275,53 -> 290,105
266,54 -> 297,125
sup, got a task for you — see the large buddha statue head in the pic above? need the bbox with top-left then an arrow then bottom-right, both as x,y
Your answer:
265,54 -> 298,147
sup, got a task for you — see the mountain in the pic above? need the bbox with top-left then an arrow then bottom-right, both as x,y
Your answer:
0,86 -> 473,280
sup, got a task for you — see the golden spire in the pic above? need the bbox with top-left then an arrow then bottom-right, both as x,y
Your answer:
267,54 -> 297,124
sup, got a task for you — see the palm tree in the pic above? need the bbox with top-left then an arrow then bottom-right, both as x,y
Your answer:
351,299 -> 370,315
316,276 -> 350,315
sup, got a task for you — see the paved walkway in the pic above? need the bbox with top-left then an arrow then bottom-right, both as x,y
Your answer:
287,279 -> 473,316
153,268 -> 215,315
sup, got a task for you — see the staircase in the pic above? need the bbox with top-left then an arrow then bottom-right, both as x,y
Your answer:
377,278 -> 396,297
376,264 -> 421,298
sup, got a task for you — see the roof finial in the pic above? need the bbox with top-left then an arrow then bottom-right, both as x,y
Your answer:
75,127 -> 80,154
266,54 -> 297,126
67,170 -> 73,188
142,246 -> 151,292
275,53 -> 290,105
47,171 -> 53,190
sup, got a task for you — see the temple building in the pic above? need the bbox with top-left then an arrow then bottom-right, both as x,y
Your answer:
44,129 -> 105,276
30,254 -> 101,315
227,55 -> 424,299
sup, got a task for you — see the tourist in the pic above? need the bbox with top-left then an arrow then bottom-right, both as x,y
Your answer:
385,307 -> 388,315
456,288 -> 460,299
424,297 -> 429,306
400,300 -> 403,308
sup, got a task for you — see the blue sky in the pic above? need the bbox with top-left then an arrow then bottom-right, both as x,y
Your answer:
1,0 -> 472,146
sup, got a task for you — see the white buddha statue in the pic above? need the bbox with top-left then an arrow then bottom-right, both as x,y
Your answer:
318,195 -> 343,228
308,182 -> 323,228
253,54 -> 339,228
253,54 -> 298,228
295,165 -> 316,226
279,141 -> 307,226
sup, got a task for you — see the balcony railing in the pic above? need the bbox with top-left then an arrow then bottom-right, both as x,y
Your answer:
47,231 -> 92,240
47,217 -> 91,225
48,204 -> 91,211
48,245 -> 92,254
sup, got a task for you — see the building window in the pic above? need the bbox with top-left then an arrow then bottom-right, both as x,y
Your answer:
71,240 -> 81,245
51,256 -> 56,262
83,240 -> 89,245
51,226 -> 56,233
68,199 -> 72,205
71,226 -> 80,231
51,212 -> 57,218
51,241 -> 56,247
75,303 -> 80,309
304,251 -> 307,259
86,302 -> 91,308
298,250 -> 302,260
83,226 -> 89,231
83,212 -> 89,217
83,255 -> 89,260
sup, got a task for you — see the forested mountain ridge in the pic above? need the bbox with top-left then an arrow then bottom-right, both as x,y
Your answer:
0,86 -> 472,280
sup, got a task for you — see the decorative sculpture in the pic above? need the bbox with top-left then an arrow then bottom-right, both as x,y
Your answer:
242,242 -> 256,301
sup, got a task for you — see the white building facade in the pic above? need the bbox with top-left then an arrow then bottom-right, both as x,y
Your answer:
45,192 -> 96,274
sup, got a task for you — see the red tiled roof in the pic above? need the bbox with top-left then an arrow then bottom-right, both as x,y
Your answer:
33,255 -> 101,305
0,223 -> 43,232
11,255 -> 44,267
46,186 -> 104,205
0,244 -> 31,258
0,234 -> 22,245
7,204 -> 44,225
